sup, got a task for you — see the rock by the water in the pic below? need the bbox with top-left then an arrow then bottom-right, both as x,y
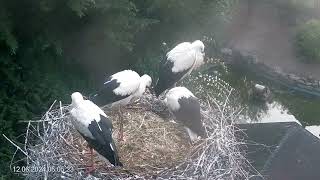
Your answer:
250,83 -> 271,101
255,84 -> 266,92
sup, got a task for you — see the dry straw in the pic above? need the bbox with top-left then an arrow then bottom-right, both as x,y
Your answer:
4,84 -> 258,179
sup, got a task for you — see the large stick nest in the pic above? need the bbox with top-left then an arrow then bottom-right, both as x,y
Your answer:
5,90 -> 255,179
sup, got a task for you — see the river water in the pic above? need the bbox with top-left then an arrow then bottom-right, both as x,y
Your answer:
223,1 -> 320,127
223,62 -> 320,126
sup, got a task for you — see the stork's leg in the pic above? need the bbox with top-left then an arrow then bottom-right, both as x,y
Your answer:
126,98 -> 143,109
185,127 -> 199,143
90,147 -> 94,167
118,106 -> 124,141
85,147 -> 95,174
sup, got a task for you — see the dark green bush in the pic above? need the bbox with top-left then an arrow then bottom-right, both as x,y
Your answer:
295,19 -> 320,63
0,46 -> 94,179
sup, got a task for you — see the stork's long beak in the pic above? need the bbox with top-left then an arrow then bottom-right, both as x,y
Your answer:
202,51 -> 208,64
83,95 -> 89,100
204,57 -> 209,65
146,85 -> 156,96
162,97 -> 167,105
88,92 -> 98,101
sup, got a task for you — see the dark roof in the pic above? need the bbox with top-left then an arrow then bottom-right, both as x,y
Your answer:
236,122 -> 320,180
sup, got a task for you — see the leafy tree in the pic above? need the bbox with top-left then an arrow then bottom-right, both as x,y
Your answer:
295,19 -> 320,63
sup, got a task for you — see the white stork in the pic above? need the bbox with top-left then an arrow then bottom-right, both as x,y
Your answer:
155,40 -> 205,97
164,87 -> 206,141
90,70 -> 152,140
70,92 -> 122,173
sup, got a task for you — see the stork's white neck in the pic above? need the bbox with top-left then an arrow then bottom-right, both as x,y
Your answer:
135,80 -> 148,97
190,40 -> 205,70
71,92 -> 84,108
193,51 -> 204,69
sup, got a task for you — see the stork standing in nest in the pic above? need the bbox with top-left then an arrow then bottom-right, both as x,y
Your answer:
155,40 -> 205,97
70,92 -> 122,173
90,70 -> 152,141
164,87 -> 206,141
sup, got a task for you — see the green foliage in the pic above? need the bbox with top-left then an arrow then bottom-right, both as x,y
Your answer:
0,7 -> 18,54
276,0 -> 314,12
142,0 -> 236,39
68,0 -> 95,17
295,19 -> 320,63
272,0 -> 315,25
133,54 -> 161,84
0,45 -> 93,178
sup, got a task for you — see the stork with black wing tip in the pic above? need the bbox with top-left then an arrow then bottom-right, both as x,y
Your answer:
155,40 -> 205,97
164,87 -> 206,142
70,92 -> 122,173
90,70 -> 152,141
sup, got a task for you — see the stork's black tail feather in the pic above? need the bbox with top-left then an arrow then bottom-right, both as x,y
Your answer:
106,140 -> 123,167
84,116 -> 123,167
80,132 -> 123,166
156,59 -> 191,97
